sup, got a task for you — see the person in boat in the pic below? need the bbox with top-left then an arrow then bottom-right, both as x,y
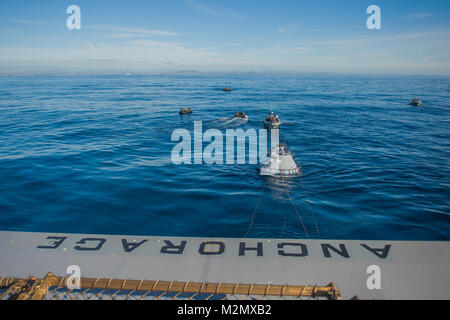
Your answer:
180,107 -> 185,112
416,98 -> 422,105
411,98 -> 417,104
275,115 -> 279,122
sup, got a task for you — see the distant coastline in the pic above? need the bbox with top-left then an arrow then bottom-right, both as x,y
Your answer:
1,71 -> 449,78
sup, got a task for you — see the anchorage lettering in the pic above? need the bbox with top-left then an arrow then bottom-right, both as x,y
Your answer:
36,236 -> 392,259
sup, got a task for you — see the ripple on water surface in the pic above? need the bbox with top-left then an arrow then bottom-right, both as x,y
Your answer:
0,74 -> 449,240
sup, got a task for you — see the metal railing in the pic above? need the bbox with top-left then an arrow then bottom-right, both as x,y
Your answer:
0,273 -> 341,300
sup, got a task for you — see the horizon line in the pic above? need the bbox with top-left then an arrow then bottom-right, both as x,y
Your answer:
1,70 -> 449,77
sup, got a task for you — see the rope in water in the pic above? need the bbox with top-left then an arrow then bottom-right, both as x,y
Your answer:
284,182 -> 310,239
298,167 -> 320,236
245,180 -> 313,240
245,137 -> 318,239
244,185 -> 265,238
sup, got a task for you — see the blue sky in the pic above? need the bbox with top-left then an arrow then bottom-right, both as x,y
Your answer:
0,0 -> 449,75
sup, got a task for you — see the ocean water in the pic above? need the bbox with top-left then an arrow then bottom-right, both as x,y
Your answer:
0,74 -> 449,240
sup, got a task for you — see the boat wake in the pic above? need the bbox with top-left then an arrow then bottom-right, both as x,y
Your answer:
204,117 -> 249,129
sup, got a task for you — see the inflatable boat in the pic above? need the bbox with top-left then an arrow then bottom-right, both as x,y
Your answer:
264,112 -> 282,129
179,107 -> 193,115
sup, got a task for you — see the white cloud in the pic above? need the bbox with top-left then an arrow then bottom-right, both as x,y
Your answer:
1,24 -> 449,75
186,0 -> 247,21
313,31 -> 450,45
4,18 -> 183,37
0,38 -> 214,73
223,8 -> 247,21
106,33 -> 149,39
3,18 -> 58,27
291,47 -> 309,51
277,23 -> 299,34
89,25 -> 183,37
406,13 -> 434,19
186,0 -> 220,17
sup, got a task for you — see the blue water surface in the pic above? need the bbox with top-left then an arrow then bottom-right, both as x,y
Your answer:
0,74 -> 449,240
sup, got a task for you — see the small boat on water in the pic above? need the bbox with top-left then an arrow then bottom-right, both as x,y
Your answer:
409,98 -> 422,107
259,144 -> 301,177
223,87 -> 232,92
264,111 -> 282,129
233,112 -> 248,119
179,107 -> 193,115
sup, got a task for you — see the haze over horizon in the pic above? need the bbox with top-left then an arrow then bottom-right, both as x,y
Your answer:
1,0 -> 450,76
